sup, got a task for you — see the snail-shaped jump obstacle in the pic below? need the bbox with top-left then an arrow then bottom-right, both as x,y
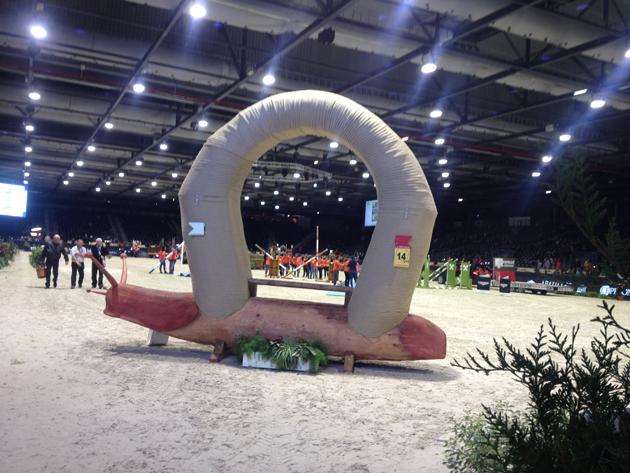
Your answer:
88,91 -> 446,361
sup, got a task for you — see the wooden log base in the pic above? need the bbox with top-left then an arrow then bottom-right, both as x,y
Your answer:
343,351 -> 355,373
209,340 -> 228,363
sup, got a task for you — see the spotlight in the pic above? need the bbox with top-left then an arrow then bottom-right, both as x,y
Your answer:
63,180 -> 69,185
24,172 -> 29,177
442,172 -> 449,178
132,83 -> 145,93
590,99 -> 605,108
559,133 -> 571,142
546,190 -> 552,194
293,172 -> 300,178
289,197 -> 295,201
435,138 -> 445,145
255,182 -> 260,188
77,160 -> 84,166
438,158 -> 448,165
313,160 -> 319,165
25,161 -> 31,167
421,62 -> 437,74
626,48 -> 630,58
325,191 -> 331,196
161,194 -> 166,199
151,181 -> 157,186
172,172 -> 178,178
25,123 -> 34,132
303,202 -> 308,206
23,180 -> 28,185
96,187 -> 101,192
198,119 -> 208,127
402,136 -> 409,141
29,92 -> 41,100
119,171 -> 125,177
135,158 -> 143,166
30,25 -> 47,39
261,201 -> 265,206
574,89 -> 588,96
25,146 -> 32,153
275,205 -> 280,210
262,74 -> 275,85
190,3 -> 207,18
159,143 -> 168,150
532,171 -> 541,177
68,172 -> 74,177
87,145 -> 95,152
430,110 -> 442,118
362,172 -> 369,178
349,159 -> 357,165
443,182 -> 450,188
244,196 -> 250,200
313,183 -> 317,188
104,122 -> 114,129
542,155 -> 553,163
458,198 -> 463,202
136,188 -> 141,193
330,141 -> 339,149
338,197 -> 343,202
105,180 -> 111,186
274,190 -> 279,195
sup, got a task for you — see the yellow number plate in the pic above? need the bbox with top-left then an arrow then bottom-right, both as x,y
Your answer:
394,248 -> 410,268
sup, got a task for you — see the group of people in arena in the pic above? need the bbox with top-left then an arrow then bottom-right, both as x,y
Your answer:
264,252 -> 360,287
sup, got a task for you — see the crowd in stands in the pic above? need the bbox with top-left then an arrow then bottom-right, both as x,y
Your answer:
54,211 -> 114,243
117,214 -> 178,246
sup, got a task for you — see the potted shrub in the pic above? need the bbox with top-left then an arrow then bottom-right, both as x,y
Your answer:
22,241 -> 31,251
29,247 -> 46,278
616,280 -> 628,301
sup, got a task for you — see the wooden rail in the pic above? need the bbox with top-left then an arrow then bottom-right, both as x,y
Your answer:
248,278 -> 353,307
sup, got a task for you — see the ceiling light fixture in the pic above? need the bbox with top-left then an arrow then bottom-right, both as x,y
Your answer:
275,205 -> 280,210
261,201 -> 265,206
349,159 -> 357,165
136,188 -> 141,193
442,172 -> 449,178
313,183 -> 317,188
25,146 -> 32,153
63,180 -> 69,185
25,161 -> 31,167
338,197 -> 343,202
161,194 -> 166,199
542,155 -> 553,163
574,89 -> 588,96
29,92 -> 41,100
105,180 -> 111,185
172,171 -> 178,178
362,172 -> 369,178
590,98 -> 605,108
24,172 -> 29,177
443,182 -> 450,188
313,160 -> 319,165
303,202 -> 308,206
532,171 -> 541,177
104,122 -> 113,129
435,138 -> 445,145
30,25 -> 47,39
132,83 -> 145,93
401,136 -> 409,141
151,181 -> 157,186
244,196 -> 249,200
254,182 -> 260,187
68,172 -> 74,177
438,158 -> 448,165
87,145 -> 95,152
546,190 -> 552,194
135,158 -> 143,166
190,3 -> 207,18
458,198 -> 463,202
198,119 -> 208,127
23,180 -> 28,185
262,74 -> 275,85
274,190 -> 279,195
25,123 -> 34,132
159,143 -> 168,150
96,187 -> 101,192
293,172 -> 300,178
289,196 -> 295,201
77,160 -> 84,166
325,191 -> 331,196
330,141 -> 339,149
559,133 -> 571,142
119,171 -> 125,177
421,61 -> 437,74
625,48 -> 630,58
430,110 -> 442,118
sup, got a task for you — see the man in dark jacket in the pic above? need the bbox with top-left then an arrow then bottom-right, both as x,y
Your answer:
91,238 -> 110,289
40,234 -> 69,288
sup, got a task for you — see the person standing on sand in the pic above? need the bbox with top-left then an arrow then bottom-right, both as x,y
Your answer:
157,247 -> 167,274
332,256 -> 341,286
40,234 -> 69,289
70,239 -> 87,289
91,238 -> 110,289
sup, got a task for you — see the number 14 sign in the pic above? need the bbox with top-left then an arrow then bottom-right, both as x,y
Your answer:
394,235 -> 412,268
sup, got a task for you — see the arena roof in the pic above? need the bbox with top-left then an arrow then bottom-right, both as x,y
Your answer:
0,0 -> 629,216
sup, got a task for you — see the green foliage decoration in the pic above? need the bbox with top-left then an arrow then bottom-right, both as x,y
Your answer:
233,335 -> 329,374
446,301 -> 630,472
0,242 -> 19,269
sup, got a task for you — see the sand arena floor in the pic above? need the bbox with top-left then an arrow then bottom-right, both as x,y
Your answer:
1,252 -> 628,472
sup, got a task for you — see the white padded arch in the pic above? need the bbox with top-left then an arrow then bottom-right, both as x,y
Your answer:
179,91 -> 437,337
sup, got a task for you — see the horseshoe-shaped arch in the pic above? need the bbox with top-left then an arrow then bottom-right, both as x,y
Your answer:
179,91 -> 437,338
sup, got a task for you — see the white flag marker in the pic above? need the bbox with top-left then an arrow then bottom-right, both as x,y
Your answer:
189,222 -> 205,236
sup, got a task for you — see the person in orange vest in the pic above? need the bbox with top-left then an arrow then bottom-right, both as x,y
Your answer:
318,256 -> 326,280
264,254 -> 272,276
168,245 -> 179,274
310,256 -> 317,280
133,243 -> 140,257
291,254 -> 298,275
157,247 -> 167,274
295,254 -> 303,278
342,257 -> 350,286
281,253 -> 291,276
332,256 -> 341,286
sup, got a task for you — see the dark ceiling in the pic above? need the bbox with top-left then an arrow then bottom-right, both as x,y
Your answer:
0,0 -> 629,218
